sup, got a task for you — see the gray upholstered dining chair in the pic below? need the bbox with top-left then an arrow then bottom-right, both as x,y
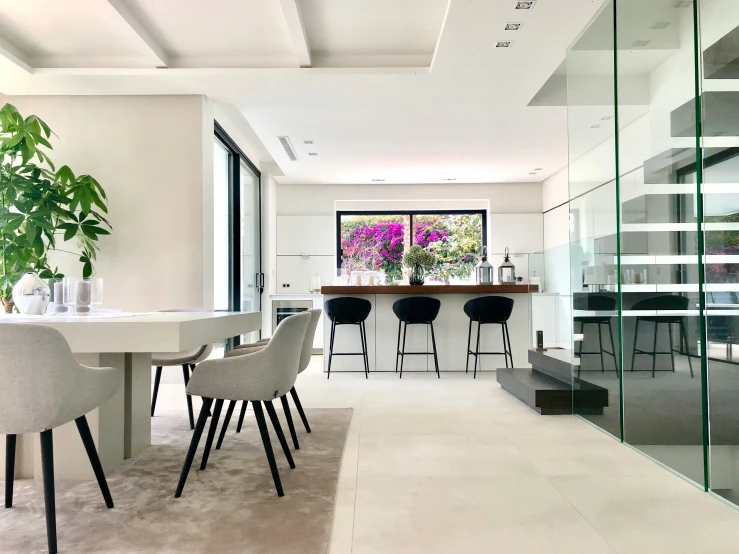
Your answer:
0,323 -> 121,554
174,311 -> 310,498
215,309 -> 321,452
151,308 -> 214,429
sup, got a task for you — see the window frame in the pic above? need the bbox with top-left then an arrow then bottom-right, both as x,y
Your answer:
335,209 -> 488,275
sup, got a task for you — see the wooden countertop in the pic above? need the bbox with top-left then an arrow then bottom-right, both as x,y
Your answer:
320,284 -> 538,295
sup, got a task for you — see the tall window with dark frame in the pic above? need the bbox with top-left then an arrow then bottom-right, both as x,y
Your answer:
214,122 -> 262,347
337,210 -> 487,284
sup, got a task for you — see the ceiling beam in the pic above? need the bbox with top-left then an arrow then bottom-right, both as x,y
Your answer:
277,0 -> 312,68
0,36 -> 33,73
94,0 -> 169,68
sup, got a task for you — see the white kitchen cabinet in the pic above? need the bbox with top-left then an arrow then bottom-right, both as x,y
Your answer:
276,255 -> 335,294
276,215 -> 335,256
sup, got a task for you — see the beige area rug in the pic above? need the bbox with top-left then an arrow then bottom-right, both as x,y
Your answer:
0,407 -> 353,553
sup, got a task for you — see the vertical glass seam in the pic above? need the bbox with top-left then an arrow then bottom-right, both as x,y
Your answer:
691,0 -> 711,493
613,0 -> 625,443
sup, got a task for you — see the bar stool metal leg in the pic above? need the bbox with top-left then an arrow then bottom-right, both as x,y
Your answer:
327,319 -> 336,379
465,319 -> 472,373
399,320 -> 408,378
430,321 -> 440,378
680,319 -> 695,378
473,321 -> 482,379
501,324 -> 509,368
607,319 -> 618,376
668,322 -> 676,372
631,318 -> 640,372
360,321 -> 370,378
652,321 -> 659,378
395,319 -> 402,373
504,322 -> 514,367
598,322 -> 605,373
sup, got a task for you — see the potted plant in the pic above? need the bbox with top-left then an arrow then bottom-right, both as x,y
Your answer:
403,245 -> 436,285
0,103 -> 110,312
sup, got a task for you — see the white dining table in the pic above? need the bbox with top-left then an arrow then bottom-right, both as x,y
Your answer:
0,310 -> 261,481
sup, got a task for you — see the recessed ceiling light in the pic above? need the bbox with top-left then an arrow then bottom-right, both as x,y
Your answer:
529,172 -> 537,175
601,116 -> 612,121
303,140 -> 314,144
515,1 -> 536,9
535,168 -> 543,171
496,41 -> 513,48
633,40 -> 651,47
651,22 -> 671,29
371,178 -> 385,182
505,23 -> 523,31
443,178 -> 457,181
591,124 -> 601,129
713,131 -> 728,136
308,152 -> 318,156
673,1 -> 691,8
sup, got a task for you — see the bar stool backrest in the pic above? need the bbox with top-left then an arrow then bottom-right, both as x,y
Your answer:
324,297 -> 372,324
632,295 -> 689,312
573,294 -> 617,311
392,297 -> 441,324
463,296 -> 514,323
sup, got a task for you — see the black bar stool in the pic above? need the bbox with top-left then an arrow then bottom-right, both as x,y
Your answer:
463,296 -> 514,378
630,295 -> 694,378
573,294 -> 618,378
392,297 -> 441,378
325,297 -> 372,379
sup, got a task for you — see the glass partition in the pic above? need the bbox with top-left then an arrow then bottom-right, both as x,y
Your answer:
567,0 -> 621,439
699,0 -> 739,504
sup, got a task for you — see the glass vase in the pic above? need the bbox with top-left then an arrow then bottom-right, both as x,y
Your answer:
409,265 -> 425,285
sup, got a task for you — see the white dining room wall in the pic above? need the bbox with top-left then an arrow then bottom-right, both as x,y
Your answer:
4,95 -> 273,318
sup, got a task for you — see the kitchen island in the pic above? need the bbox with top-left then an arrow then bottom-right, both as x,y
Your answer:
320,284 -> 537,374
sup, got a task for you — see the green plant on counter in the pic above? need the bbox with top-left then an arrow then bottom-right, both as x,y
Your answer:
403,245 -> 436,268
0,103 -> 111,309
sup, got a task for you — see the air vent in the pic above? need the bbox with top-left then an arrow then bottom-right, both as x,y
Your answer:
505,23 -> 523,31
277,136 -> 298,161
496,41 -> 513,48
308,152 -> 318,156
303,140 -> 314,144
515,1 -> 536,9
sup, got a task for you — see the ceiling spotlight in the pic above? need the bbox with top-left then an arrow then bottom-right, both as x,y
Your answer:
308,152 -> 318,156
371,178 -> 385,182
303,140 -> 314,144
505,23 -> 523,31
443,178 -> 457,181
651,21 -> 671,29
529,172 -> 537,175
535,168 -> 543,171
591,124 -> 601,129
496,41 -> 513,48
601,116 -> 612,120
632,39 -> 651,47
515,1 -> 536,9
673,1 -> 691,7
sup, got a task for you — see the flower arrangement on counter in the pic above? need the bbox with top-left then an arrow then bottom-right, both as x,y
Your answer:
403,245 -> 436,285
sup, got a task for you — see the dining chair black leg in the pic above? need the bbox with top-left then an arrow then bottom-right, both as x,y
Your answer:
598,322 -> 606,373
680,319 -> 695,378
399,320 -> 408,378
236,401 -> 249,433
252,401 -> 284,497
265,401 -> 296,469
182,364 -> 195,430
75,415 -> 114,508
200,399 -> 224,470
474,321 -> 482,379
505,322 -> 514,367
465,319 -> 472,373
40,429 -> 57,554
327,320 -> 336,379
430,321 -> 440,378
652,321 -> 659,378
216,400 -> 236,450
175,398 -> 213,498
395,319 -> 402,373
151,366 -> 162,417
5,434 -> 15,508
290,387 -> 311,433
668,322 -> 676,373
281,395 -> 300,450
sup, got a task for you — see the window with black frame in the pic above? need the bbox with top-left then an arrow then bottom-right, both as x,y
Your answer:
336,210 -> 486,284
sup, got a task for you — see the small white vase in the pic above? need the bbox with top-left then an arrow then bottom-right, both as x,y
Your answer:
12,272 -> 51,315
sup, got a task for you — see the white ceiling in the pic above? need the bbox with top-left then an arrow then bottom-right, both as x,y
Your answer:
0,0 -> 612,185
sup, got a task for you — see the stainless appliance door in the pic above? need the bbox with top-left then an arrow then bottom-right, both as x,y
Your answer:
272,300 -> 313,333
